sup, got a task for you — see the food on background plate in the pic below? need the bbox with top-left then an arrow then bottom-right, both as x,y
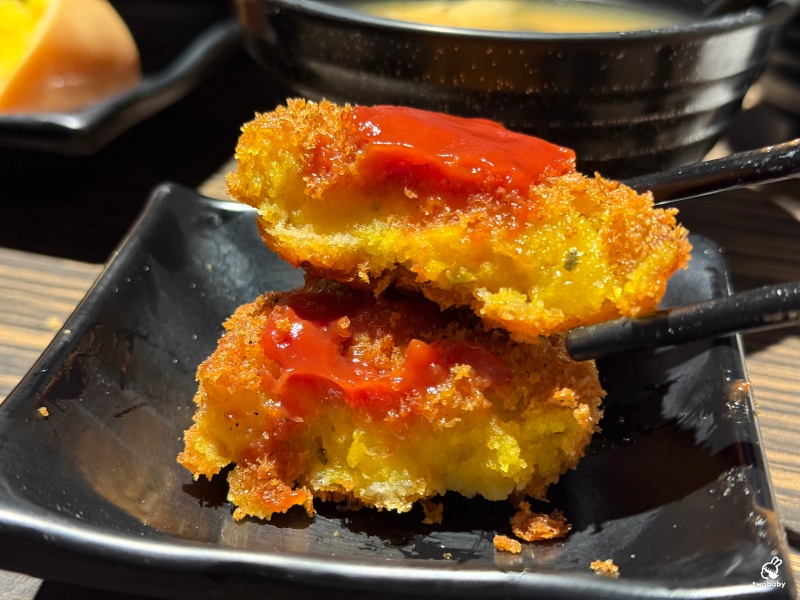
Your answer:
227,99 -> 691,342
0,0 -> 140,113
178,278 -> 604,521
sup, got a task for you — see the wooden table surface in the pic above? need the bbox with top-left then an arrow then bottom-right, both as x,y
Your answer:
2,113 -> 800,596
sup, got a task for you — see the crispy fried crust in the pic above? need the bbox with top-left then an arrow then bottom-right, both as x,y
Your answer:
227,99 -> 691,341
510,501 -> 571,541
493,535 -> 523,554
178,279 -> 604,521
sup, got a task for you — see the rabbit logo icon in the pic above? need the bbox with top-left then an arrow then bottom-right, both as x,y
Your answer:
753,557 -> 786,588
762,557 -> 782,580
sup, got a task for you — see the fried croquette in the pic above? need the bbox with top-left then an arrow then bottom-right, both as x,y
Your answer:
227,99 -> 691,342
178,278 -> 604,521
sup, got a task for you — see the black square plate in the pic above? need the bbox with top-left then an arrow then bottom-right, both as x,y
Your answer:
0,183 -> 793,599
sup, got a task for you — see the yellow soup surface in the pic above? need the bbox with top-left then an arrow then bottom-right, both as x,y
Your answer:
355,0 -> 687,33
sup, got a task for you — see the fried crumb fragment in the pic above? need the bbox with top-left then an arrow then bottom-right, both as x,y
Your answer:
590,559 -> 620,578
510,501 -> 570,541
421,499 -> 444,525
37,406 -> 49,418
493,534 -> 522,554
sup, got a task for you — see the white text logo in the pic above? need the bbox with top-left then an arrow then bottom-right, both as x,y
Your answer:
753,557 -> 785,589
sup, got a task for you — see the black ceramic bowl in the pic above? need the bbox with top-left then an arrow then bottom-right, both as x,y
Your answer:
761,7 -> 800,115
236,0 -> 794,178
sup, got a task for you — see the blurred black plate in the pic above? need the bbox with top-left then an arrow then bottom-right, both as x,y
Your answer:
0,18 -> 241,154
0,183 -> 793,599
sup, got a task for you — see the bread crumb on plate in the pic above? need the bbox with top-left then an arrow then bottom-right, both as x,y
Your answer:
511,501 -> 571,541
493,535 -> 522,554
590,559 -> 620,578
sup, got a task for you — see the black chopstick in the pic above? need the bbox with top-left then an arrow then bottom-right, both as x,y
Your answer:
565,280 -> 800,361
622,139 -> 800,205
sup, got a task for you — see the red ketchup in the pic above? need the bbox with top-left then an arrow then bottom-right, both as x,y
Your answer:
349,105 -> 575,195
260,292 -> 511,419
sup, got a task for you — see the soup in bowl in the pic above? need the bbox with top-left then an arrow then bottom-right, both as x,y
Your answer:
236,0 -> 794,177
354,0 -> 688,33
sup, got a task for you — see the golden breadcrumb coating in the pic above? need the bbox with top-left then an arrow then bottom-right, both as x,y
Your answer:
227,99 -> 691,342
178,278 -> 604,521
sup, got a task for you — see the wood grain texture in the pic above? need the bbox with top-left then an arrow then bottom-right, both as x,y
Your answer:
0,248 -> 102,401
0,569 -> 42,599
